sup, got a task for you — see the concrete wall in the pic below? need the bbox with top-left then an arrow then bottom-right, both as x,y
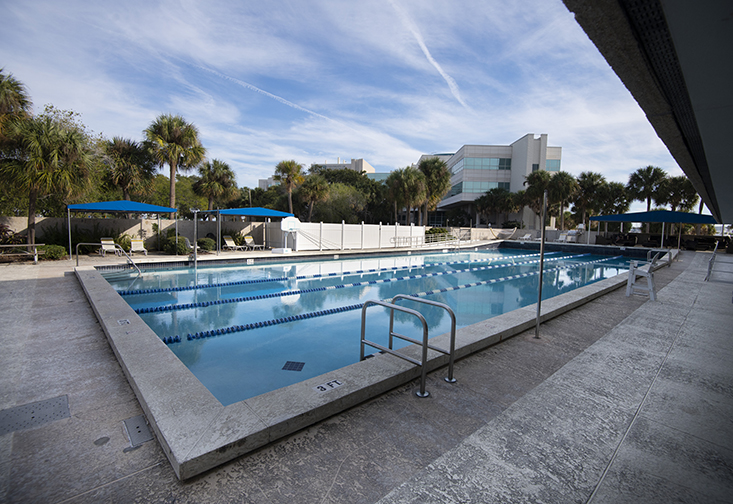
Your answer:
266,222 -> 426,251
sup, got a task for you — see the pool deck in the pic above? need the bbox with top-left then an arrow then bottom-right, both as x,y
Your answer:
1,246 -> 732,503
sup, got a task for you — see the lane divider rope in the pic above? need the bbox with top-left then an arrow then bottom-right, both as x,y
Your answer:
138,254 -> 584,315
161,255 -> 622,344
119,251 -> 561,296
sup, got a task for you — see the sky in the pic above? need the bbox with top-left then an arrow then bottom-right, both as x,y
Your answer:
1,0 -> 683,212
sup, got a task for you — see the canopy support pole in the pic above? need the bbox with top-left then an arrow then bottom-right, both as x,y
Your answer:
217,209 -> 221,256
67,208 -> 72,261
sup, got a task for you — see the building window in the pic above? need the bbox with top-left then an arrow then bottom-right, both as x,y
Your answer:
449,182 -> 463,196
546,159 -> 561,171
450,159 -> 464,174
532,163 -> 539,172
499,182 -> 510,191
462,158 -> 511,170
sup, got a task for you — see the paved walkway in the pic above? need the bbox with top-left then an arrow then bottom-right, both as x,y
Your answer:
1,250 -> 731,503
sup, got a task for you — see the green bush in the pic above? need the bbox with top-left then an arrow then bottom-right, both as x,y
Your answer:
39,244 -> 67,260
502,220 -> 524,229
426,227 -> 448,235
164,237 -> 188,255
116,234 -> 132,252
197,237 -> 215,251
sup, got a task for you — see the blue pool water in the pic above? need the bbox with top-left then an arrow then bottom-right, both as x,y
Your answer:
104,248 -> 630,405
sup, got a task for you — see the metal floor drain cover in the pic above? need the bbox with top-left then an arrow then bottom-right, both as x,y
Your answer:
123,415 -> 154,447
282,361 -> 305,371
0,395 -> 70,436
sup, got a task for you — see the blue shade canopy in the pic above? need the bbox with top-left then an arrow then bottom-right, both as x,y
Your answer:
200,207 -> 294,217
590,210 -> 717,224
68,200 -> 177,213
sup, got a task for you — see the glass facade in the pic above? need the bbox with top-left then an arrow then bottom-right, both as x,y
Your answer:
449,181 -> 510,196
546,159 -> 561,171
451,157 -> 511,174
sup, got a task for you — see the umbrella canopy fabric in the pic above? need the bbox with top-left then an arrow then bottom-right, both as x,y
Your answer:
590,210 -> 717,224
68,200 -> 177,213
199,207 -> 293,217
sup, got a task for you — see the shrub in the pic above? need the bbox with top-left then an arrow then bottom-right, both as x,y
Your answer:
197,237 -> 215,251
502,220 -> 524,229
39,244 -> 67,260
116,234 -> 132,252
164,237 -> 188,255
426,227 -> 448,235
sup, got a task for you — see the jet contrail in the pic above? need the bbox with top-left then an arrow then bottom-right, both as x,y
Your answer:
388,0 -> 469,109
194,64 -> 336,123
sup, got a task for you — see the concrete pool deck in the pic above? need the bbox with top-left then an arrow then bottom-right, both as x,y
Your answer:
1,247 -> 732,502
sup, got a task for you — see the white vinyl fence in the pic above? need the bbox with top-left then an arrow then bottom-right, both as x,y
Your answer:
265,221 -> 426,251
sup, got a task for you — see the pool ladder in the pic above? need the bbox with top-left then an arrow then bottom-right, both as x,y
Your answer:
360,295 -> 457,397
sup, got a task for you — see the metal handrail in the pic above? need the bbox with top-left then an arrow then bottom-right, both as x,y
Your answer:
0,243 -> 45,264
360,296 -> 457,397
705,241 -> 720,281
392,295 -> 457,383
76,241 -> 142,275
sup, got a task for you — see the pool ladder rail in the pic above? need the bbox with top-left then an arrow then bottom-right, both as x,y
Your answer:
360,295 -> 457,398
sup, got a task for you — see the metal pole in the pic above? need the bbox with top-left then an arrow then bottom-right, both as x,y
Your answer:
193,210 -> 198,268
67,208 -> 72,261
535,190 -> 548,339
217,209 -> 221,256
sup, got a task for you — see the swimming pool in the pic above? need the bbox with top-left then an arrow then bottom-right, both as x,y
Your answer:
104,248 -> 629,405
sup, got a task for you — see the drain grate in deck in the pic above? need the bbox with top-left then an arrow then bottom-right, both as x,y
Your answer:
0,395 -> 70,436
282,361 -> 305,372
123,414 -> 154,447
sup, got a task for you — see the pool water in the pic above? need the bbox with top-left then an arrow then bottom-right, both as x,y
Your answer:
104,248 -> 629,405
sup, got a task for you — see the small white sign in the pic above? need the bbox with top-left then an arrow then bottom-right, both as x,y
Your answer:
247,259 -> 254,265
313,379 -> 344,393
117,319 -> 130,325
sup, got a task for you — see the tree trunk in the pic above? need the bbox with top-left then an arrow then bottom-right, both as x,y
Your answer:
27,187 -> 38,245
169,158 -> 177,219
308,201 -> 314,222
559,202 -> 565,230
123,189 -> 132,219
287,189 -> 293,214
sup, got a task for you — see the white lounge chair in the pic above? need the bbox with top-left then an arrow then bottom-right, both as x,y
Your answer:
99,238 -> 120,257
184,238 -> 200,253
244,235 -> 264,250
519,233 -> 533,241
223,235 -> 246,251
555,232 -> 568,243
130,239 -> 147,255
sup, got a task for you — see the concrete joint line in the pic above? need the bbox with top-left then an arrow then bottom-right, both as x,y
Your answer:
585,282 -> 701,503
54,462 -> 163,504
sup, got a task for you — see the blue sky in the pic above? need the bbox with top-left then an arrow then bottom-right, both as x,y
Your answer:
1,0 -> 682,209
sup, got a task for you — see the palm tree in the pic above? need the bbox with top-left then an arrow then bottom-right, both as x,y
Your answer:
598,181 -> 630,233
193,159 -> 239,211
572,171 -> 606,232
145,114 -> 206,216
104,137 -> 156,202
548,171 -> 578,230
273,160 -> 305,214
299,174 -> 329,222
524,170 -> 552,227
385,170 -> 406,224
626,165 -> 667,232
417,157 -> 451,226
658,175 -> 698,212
475,188 -> 512,226
1,115 -> 91,244
0,69 -> 32,142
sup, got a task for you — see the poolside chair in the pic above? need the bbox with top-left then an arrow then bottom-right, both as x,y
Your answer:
519,233 -> 533,241
99,238 -> 121,257
184,238 -> 200,253
130,239 -> 147,256
555,232 -> 568,243
244,235 -> 264,250
223,235 -> 246,251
